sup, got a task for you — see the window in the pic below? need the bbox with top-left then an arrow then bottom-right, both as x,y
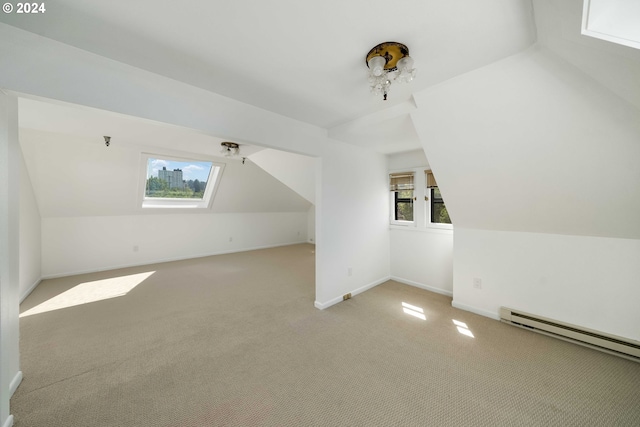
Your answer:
390,172 -> 415,224
140,154 -> 224,209
426,170 -> 451,226
582,0 -> 640,50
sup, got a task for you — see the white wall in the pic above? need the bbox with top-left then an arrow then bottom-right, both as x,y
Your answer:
387,149 -> 454,296
412,46 -> 640,340
534,0 -> 640,110
314,145 -> 390,307
307,205 -> 315,244
249,149 -> 317,204
390,229 -> 453,296
19,149 -> 40,301
19,129 -> 312,218
18,128 -> 312,277
0,92 -> 20,427
413,46 -> 640,238
453,228 -> 640,341
42,212 -> 308,278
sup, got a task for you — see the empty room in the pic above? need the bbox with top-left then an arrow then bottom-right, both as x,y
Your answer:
1,0 -> 640,426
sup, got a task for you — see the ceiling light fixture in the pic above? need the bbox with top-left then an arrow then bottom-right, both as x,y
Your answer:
220,142 -> 240,157
366,42 -> 416,101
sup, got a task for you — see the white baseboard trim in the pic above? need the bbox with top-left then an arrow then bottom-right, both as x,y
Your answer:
9,371 -> 22,397
2,415 -> 13,427
315,276 -> 390,310
390,276 -> 453,297
451,300 -> 500,320
42,240 -> 311,279
20,279 -> 41,303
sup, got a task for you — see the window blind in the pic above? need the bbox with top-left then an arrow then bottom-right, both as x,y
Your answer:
389,173 -> 414,191
425,170 -> 438,188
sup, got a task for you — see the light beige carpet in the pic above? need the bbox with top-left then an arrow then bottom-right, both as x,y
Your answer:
13,244 -> 640,426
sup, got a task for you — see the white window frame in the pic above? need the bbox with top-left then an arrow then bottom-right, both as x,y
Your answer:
389,191 -> 416,226
138,153 -> 225,210
389,172 -> 416,227
388,166 -> 453,232
582,0 -> 640,50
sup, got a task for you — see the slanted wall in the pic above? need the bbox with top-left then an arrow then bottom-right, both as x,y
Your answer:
411,46 -> 640,340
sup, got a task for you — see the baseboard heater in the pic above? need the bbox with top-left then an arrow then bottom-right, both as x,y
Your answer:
500,307 -> 640,362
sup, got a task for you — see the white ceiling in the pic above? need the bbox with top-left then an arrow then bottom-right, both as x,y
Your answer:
1,0 -> 536,154
17,97 -> 266,158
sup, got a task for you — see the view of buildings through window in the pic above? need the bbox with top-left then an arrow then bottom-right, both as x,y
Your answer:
146,158 -> 213,199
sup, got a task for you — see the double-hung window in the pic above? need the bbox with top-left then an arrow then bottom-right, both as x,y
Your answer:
426,170 -> 451,225
390,172 -> 415,224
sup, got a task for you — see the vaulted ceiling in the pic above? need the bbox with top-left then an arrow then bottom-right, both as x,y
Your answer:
0,0 -> 536,153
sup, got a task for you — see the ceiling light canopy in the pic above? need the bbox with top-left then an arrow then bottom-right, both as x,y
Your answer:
220,142 -> 240,157
366,42 -> 416,101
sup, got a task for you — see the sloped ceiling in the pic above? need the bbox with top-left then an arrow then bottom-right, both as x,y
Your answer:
0,0 -> 536,153
19,125 -> 311,218
412,0 -> 640,240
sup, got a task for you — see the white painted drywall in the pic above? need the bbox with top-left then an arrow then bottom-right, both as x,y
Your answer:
249,149 -> 317,204
19,129 -> 311,217
390,229 -> 453,296
314,144 -> 390,305
307,205 -> 315,244
41,212 -> 308,278
387,150 -> 453,295
21,126 -> 313,277
19,149 -> 41,301
413,46 -> 640,239
412,46 -> 640,340
453,228 -> 640,341
534,0 -> 640,111
387,149 -> 429,170
0,92 -> 20,427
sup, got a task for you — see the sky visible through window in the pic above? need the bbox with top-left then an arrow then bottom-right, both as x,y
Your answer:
147,158 -> 212,181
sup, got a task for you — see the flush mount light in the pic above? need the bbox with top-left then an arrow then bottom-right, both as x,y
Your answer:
220,142 -> 240,157
366,42 -> 416,101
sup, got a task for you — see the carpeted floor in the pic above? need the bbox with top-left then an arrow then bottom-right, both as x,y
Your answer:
12,244 -> 640,426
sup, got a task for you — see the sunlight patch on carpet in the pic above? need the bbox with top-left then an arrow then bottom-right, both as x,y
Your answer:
20,271 -> 155,317
453,319 -> 474,338
402,302 -> 426,320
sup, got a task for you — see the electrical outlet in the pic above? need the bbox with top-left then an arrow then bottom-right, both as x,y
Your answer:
133,245 -> 139,252
347,267 -> 352,276
229,237 -> 233,242
473,278 -> 482,289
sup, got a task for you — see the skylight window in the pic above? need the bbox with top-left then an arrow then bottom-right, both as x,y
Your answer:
582,0 -> 640,50
140,154 -> 224,209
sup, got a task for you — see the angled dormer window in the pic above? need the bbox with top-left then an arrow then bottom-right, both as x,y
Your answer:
139,154 -> 224,209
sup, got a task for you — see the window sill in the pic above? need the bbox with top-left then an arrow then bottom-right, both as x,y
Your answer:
142,198 -> 211,210
389,221 -> 415,227
390,225 -> 453,235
